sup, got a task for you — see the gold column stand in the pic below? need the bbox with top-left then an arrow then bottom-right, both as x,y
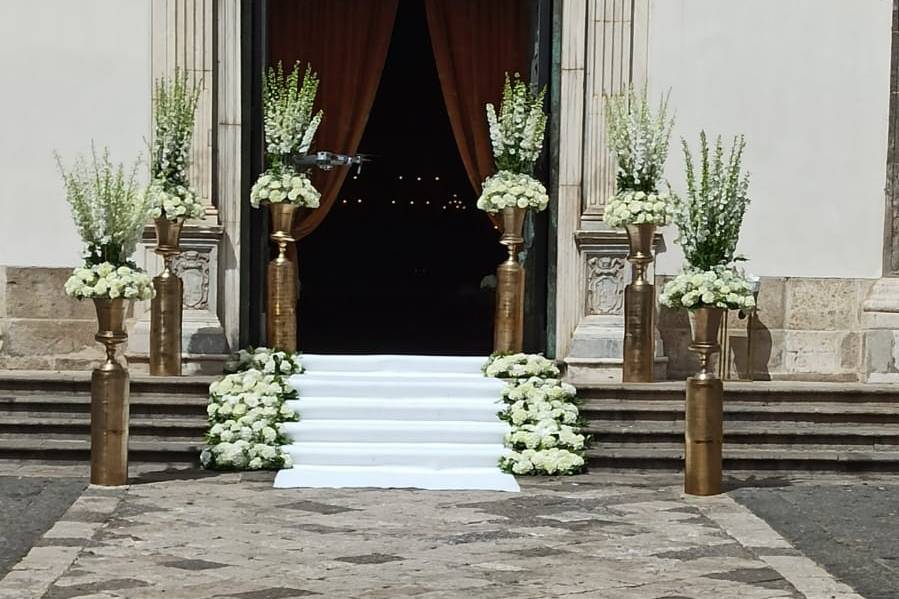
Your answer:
91,298 -> 130,486
494,207 -> 526,354
267,202 -> 298,352
150,217 -> 184,376
685,306 -> 725,496
623,223 -> 656,382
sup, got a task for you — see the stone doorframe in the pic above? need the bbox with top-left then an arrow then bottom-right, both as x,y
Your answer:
552,0 -> 665,382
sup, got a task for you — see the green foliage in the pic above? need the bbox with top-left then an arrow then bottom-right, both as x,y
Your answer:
486,73 -> 547,175
151,68 -> 201,187
263,61 -> 323,165
674,132 -> 750,270
56,145 -> 148,265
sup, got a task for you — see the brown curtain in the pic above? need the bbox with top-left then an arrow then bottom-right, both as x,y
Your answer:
424,0 -> 531,203
268,0 -> 399,240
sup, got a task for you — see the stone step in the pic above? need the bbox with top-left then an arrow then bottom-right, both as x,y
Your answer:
0,416 -> 206,439
578,381 -> 899,403
0,371 -> 214,396
581,399 -> 899,424
585,421 -> 899,446
0,394 -> 208,418
587,442 -> 899,472
0,437 -> 202,462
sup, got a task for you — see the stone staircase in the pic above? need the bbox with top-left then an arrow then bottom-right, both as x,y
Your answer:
0,372 -> 211,465
582,382 -> 899,472
4,372 -> 899,473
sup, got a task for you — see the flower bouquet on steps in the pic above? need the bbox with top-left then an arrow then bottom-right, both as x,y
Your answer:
602,86 -> 675,228
477,73 -> 549,214
146,69 -> 206,222
202,348 -> 303,471
250,62 -> 323,210
660,132 -> 755,312
59,147 -> 154,302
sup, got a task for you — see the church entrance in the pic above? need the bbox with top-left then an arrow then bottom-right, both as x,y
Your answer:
259,0 -> 548,355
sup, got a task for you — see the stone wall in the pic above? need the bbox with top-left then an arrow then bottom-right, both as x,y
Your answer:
657,276 -> 876,382
0,267 -> 104,370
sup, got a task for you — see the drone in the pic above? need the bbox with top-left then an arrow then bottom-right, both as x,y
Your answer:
288,151 -> 373,175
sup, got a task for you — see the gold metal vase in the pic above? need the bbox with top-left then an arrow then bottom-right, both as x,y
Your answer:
267,202 -> 298,352
622,223 -> 656,382
150,217 -> 184,376
685,306 -> 726,496
494,207 -> 527,353
91,297 -> 131,486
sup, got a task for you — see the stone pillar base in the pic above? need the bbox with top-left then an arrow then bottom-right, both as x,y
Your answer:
862,278 -> 899,382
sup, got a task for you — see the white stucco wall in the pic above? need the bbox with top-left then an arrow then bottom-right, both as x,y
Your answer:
0,1 -> 151,268
649,0 -> 892,279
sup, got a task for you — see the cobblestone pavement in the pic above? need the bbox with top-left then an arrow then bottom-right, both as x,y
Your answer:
732,477 -> 899,599
0,468 -> 873,599
0,477 -> 86,579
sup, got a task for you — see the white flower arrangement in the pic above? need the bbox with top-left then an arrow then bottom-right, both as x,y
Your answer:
201,367 -> 299,471
146,180 -> 205,221
64,262 -> 154,301
499,448 -> 585,476
660,266 -> 756,311
603,190 -> 674,228
476,170 -> 549,214
263,62 -> 323,158
604,86 -> 674,195
486,73 -> 547,175
483,353 -> 560,379
492,363 -> 588,477
249,167 -> 321,209
232,347 -> 304,376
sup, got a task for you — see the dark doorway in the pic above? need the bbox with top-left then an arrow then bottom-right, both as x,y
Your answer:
298,0 -> 503,354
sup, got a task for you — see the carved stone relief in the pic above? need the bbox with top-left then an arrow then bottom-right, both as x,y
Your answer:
172,250 -> 210,311
585,255 -> 626,316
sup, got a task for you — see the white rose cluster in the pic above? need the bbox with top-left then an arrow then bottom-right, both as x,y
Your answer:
250,167 -> 321,209
233,347 -> 304,376
477,170 -> 549,214
483,353 -> 560,379
603,190 -> 674,228
146,180 -> 205,221
488,359 -> 588,477
660,266 -> 756,311
201,366 -> 299,471
64,262 -> 154,301
500,448 -> 585,476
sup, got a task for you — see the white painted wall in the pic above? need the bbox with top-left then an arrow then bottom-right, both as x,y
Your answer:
0,0 -> 151,267
649,0 -> 892,279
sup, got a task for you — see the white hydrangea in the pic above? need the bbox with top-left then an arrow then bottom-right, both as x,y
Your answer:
660,266 -> 757,311
233,347 -> 304,376
477,170 -> 549,214
499,448 -> 585,476
250,167 -> 320,209
146,180 -> 205,221
64,262 -> 154,301
483,353 -> 560,379
603,190 -> 674,228
202,367 -> 300,471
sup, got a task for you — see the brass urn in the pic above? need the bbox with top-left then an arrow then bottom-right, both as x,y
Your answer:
622,222 -> 657,382
267,202 -> 299,352
494,206 -> 527,353
150,216 -> 186,376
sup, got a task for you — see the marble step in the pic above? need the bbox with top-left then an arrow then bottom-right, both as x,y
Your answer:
287,397 -> 501,421
282,420 -> 509,444
274,464 -> 519,492
281,441 -> 508,468
299,354 -> 488,375
290,376 -> 504,400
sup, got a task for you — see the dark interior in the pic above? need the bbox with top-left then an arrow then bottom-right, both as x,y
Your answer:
297,0 -> 503,354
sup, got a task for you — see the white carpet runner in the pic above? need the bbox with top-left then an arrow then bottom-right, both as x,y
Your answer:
273,355 -> 520,492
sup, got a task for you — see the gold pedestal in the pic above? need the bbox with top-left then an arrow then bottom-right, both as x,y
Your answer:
684,306 -> 725,496
150,217 -> 184,376
267,203 -> 298,352
91,298 -> 130,486
494,207 -> 526,353
622,223 -> 656,382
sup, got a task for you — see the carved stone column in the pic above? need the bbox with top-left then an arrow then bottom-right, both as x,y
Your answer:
555,0 -> 666,382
